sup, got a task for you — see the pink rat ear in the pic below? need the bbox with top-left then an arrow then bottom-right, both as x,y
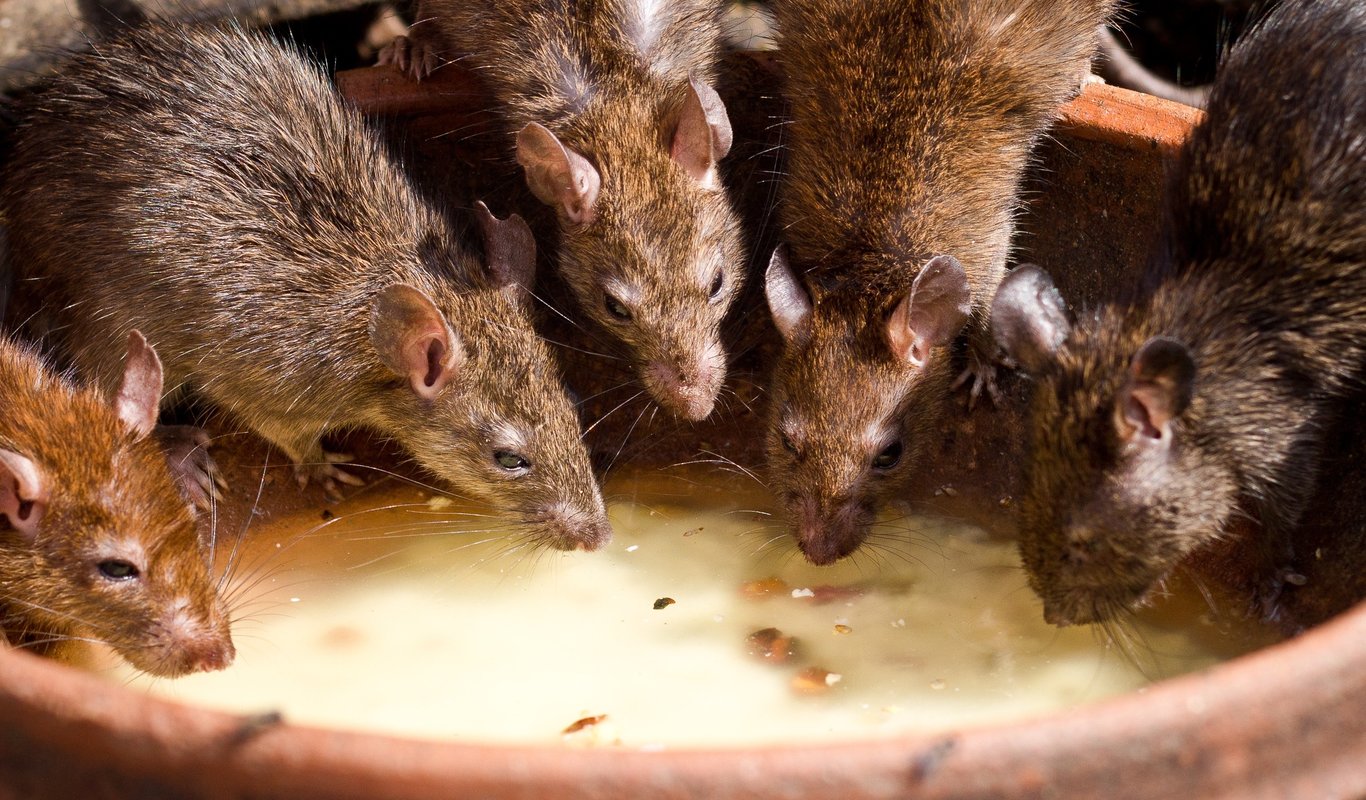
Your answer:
670,77 -> 733,188
885,255 -> 972,368
991,264 -> 1071,374
369,284 -> 464,401
515,122 -> 601,225
474,201 -> 536,293
114,330 -> 164,440
1118,337 -> 1195,443
765,245 -> 812,345
0,449 -> 47,543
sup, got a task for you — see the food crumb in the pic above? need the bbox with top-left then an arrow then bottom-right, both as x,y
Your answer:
626,545 -> 639,552
320,509 -> 334,521
791,587 -> 815,599
683,527 -> 703,536
833,624 -> 852,635
746,628 -> 799,664
426,496 -> 454,511
653,597 -> 676,610
792,667 -> 842,695
562,714 -> 608,735
739,577 -> 789,599
930,679 -> 947,690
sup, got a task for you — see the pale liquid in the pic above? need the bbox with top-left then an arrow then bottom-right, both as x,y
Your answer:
103,470 -> 1264,748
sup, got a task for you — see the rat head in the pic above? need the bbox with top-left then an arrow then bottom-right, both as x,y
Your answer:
0,332 -> 234,677
992,265 -> 1238,626
764,247 -> 972,565
369,205 -> 610,552
515,79 -> 744,421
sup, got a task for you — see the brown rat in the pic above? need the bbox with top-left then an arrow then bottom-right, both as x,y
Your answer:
0,331 -> 234,677
762,0 -> 1113,565
991,0 -> 1366,626
3,23 -> 610,552
380,0 -> 746,421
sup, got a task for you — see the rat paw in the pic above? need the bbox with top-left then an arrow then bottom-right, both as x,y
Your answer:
376,35 -> 437,81
155,424 -> 226,509
952,349 -> 1002,410
293,452 -> 365,502
1250,566 -> 1308,622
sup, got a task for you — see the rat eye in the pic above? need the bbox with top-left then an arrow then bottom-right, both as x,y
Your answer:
604,294 -> 631,321
97,559 -> 140,581
708,269 -> 724,301
494,451 -> 531,472
872,441 -> 903,471
779,431 -> 798,455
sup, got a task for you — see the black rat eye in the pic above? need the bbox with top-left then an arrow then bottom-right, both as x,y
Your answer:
709,269 -> 724,301
779,431 -> 798,455
97,559 -> 140,580
604,294 -> 631,321
494,451 -> 531,472
872,441 -> 903,471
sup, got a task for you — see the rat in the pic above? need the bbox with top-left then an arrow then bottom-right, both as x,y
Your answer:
379,0 -> 746,421
0,331 -> 235,677
761,0 -> 1113,565
990,0 -> 1366,626
2,23 -> 611,552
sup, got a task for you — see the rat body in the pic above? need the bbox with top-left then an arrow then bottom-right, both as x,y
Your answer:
0,331 -> 234,677
381,0 -> 746,421
991,0 -> 1366,625
763,0 -> 1112,565
4,24 -> 610,551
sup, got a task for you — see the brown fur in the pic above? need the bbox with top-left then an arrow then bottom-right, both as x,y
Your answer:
0,338 -> 232,677
766,0 -> 1112,564
3,23 -> 609,550
998,0 -> 1366,625
399,0 -> 747,420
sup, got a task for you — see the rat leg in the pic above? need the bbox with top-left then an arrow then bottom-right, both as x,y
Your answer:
155,424 -> 225,510
253,422 -> 364,501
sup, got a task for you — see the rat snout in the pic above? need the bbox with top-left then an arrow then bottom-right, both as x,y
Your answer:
642,343 -> 725,421
789,493 -> 871,566
128,600 -> 236,677
530,501 -> 613,552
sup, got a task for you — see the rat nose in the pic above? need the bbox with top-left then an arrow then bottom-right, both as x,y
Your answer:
534,502 -> 613,552
191,638 -> 237,673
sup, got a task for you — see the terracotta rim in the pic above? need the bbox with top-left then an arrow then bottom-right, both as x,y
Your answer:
2,596 -> 1362,798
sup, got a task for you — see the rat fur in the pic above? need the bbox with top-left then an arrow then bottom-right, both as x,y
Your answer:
763,0 -> 1112,565
380,0 -> 746,421
3,23 -> 610,551
0,332 -> 234,677
992,0 -> 1366,625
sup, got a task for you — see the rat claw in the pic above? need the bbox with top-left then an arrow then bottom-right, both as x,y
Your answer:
376,35 -> 435,81
953,353 -> 1002,411
293,453 -> 364,499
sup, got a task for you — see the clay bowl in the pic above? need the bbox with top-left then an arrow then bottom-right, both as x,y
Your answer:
1,66 -> 1363,799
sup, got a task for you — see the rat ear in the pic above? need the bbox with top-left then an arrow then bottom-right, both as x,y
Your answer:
765,245 -> 812,345
885,255 -> 971,368
114,330 -> 164,440
0,449 -> 47,543
991,264 -> 1071,374
474,201 -> 536,293
370,284 -> 465,401
671,77 -> 733,189
515,122 -> 600,225
1118,337 -> 1195,443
